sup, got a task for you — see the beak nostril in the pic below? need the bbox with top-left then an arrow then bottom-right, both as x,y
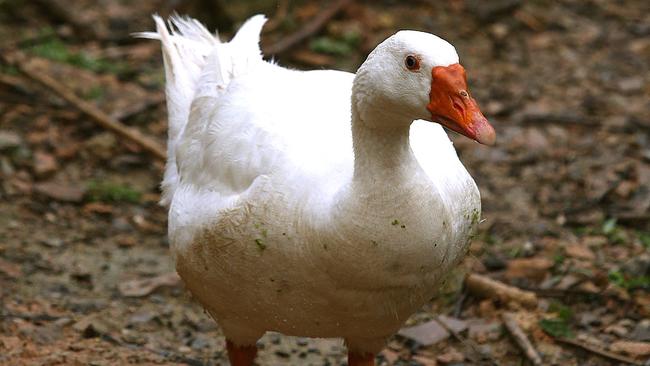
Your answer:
452,102 -> 463,114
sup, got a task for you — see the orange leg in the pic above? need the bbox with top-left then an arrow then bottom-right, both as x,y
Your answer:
226,339 -> 257,366
348,352 -> 375,366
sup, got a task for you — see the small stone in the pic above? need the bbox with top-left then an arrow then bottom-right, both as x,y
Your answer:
578,312 -> 601,327
178,345 -> 192,353
128,310 -> 157,325
41,237 -> 64,248
398,320 -> 450,346
617,77 -> 643,93
0,130 -> 22,150
631,320 -> 650,342
190,336 -> 210,350
609,341 -> 650,357
33,151 -> 58,177
604,324 -> 628,337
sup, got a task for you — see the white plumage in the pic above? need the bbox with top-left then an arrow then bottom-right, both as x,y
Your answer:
142,14 -> 486,358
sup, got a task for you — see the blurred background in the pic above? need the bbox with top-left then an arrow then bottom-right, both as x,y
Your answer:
0,0 -> 649,365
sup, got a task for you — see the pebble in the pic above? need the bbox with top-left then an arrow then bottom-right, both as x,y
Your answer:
631,320 -> 650,342
33,151 -> 58,177
0,130 -> 22,150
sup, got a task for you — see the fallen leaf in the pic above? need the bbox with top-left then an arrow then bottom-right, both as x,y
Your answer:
118,272 -> 181,297
34,181 -> 86,202
437,315 -> 469,334
397,320 -> 450,346
0,257 -> 22,278
468,319 -> 503,343
565,243 -> 595,260
436,347 -> 464,364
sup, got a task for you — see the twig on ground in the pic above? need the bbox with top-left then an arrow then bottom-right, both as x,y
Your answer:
111,93 -> 165,121
2,50 -> 166,161
452,288 -> 467,318
555,337 -> 643,366
501,312 -> 543,366
465,273 -> 538,308
0,73 -> 31,92
435,316 -> 501,366
263,0 -> 352,55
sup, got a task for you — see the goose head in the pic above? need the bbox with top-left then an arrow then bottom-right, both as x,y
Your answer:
354,30 -> 496,146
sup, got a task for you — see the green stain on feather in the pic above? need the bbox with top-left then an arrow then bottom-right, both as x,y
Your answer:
254,239 -> 266,251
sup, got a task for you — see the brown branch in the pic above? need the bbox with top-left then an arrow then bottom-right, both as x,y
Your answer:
2,51 -> 166,161
556,337 -> 643,366
465,273 -> 538,308
501,312 -> 543,366
263,0 -> 352,55
435,316 -> 501,366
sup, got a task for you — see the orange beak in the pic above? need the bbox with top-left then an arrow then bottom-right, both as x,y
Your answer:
426,63 -> 496,146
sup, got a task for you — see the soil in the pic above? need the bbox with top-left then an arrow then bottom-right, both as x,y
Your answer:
1,1 -> 649,365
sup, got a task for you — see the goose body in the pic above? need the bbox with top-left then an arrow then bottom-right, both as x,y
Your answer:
142,14 -> 494,363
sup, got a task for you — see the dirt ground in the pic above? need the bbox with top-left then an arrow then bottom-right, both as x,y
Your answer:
1,0 -> 649,365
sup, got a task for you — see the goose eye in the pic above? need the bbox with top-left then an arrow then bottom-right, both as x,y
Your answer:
405,55 -> 419,71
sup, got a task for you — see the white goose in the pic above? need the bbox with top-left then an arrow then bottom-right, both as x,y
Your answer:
142,14 -> 495,366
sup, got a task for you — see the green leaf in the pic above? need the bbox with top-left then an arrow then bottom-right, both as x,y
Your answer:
539,318 -> 573,338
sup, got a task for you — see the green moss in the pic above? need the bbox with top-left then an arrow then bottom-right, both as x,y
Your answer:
309,31 -> 360,56
27,37 -> 128,75
85,180 -> 141,203
83,85 -> 104,100
639,231 -> 650,249
609,269 -> 650,290
539,302 -> 573,338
